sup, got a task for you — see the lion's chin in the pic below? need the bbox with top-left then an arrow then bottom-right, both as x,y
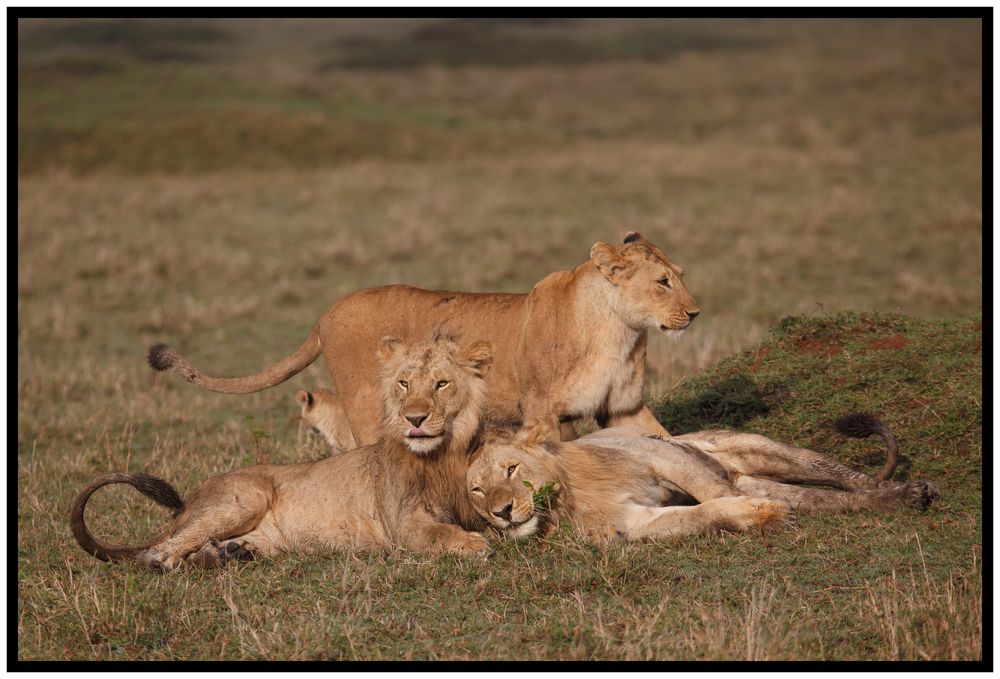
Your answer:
505,515 -> 541,540
404,434 -> 445,455
659,326 -> 687,341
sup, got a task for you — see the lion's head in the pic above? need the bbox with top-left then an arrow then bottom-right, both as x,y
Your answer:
295,388 -> 351,451
378,333 -> 494,456
466,425 -> 563,539
589,231 -> 700,335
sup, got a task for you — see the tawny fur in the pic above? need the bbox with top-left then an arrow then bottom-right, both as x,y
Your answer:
296,388 -> 356,452
467,418 -> 937,542
71,336 -> 495,571
148,232 -> 700,448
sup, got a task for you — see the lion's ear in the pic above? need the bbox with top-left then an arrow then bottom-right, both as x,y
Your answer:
517,418 -> 557,445
590,241 -> 625,280
295,390 -> 314,409
461,340 -> 494,376
623,231 -> 646,244
376,336 -> 405,363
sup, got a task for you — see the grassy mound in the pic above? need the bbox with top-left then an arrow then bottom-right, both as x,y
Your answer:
657,312 -> 982,509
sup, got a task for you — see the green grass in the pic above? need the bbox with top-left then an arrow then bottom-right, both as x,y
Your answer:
17,313 -> 982,661
16,18 -> 982,661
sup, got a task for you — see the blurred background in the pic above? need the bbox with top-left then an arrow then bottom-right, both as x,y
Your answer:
18,17 -> 982,415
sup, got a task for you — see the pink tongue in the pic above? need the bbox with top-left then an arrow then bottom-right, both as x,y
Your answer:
408,428 -> 430,437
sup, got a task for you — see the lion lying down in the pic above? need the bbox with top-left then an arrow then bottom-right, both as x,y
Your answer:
465,419 -> 939,542
70,334 -> 494,570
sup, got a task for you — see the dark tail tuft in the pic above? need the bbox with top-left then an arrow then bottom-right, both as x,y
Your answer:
832,413 -> 887,439
129,473 -> 185,513
831,413 -> 899,483
147,343 -> 175,371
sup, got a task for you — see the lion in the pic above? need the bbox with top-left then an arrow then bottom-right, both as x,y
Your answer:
295,388 -> 356,452
148,232 -> 699,448
466,416 -> 938,542
70,335 -> 495,570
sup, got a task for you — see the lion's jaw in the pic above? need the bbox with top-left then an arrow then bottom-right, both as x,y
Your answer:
403,429 -> 446,455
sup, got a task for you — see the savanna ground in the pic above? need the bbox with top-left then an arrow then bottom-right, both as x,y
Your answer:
16,18 -> 983,661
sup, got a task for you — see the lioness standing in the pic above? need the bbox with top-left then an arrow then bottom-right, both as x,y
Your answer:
149,232 -> 699,448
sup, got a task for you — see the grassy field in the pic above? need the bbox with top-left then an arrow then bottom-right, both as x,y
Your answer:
16,18 -> 982,662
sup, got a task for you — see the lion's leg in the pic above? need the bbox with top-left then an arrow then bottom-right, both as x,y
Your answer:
606,404 -> 671,437
621,497 -> 793,541
585,433 -> 744,502
137,474 -> 275,571
642,445 -> 745,503
733,476 -> 938,515
672,431 -> 878,491
398,512 -> 490,556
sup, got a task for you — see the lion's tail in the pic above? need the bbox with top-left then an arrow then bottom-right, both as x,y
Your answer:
70,473 -> 184,562
831,413 -> 899,483
148,324 -> 322,395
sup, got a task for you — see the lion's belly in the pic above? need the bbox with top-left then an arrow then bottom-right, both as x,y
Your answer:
267,458 -> 390,550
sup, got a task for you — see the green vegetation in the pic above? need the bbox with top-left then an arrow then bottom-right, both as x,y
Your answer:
17,18 -> 981,661
526,480 -> 560,512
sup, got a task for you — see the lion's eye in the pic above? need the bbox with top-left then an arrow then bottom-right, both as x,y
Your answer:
398,380 -> 409,389
436,380 -> 450,390
657,277 -> 672,289
507,464 -> 518,478
470,486 -> 483,495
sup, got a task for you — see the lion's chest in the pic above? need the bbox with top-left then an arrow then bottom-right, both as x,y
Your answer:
560,349 -> 643,418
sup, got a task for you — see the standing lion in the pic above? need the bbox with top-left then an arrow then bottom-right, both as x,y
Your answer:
148,232 -> 699,448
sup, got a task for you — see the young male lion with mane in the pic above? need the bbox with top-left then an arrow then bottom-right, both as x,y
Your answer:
70,334 -> 494,571
466,419 -> 938,542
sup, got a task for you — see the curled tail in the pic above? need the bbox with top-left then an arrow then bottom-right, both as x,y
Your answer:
70,473 -> 184,562
832,413 -> 899,483
148,324 -> 322,395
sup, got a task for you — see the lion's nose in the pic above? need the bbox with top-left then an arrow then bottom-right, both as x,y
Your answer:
405,414 -> 428,428
687,309 -> 700,321
492,503 -> 513,521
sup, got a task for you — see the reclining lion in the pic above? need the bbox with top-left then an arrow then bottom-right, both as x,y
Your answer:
466,417 -> 938,542
148,232 -> 699,448
70,334 -> 494,570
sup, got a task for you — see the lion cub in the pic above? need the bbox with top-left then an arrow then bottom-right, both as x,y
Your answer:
71,335 -> 495,570
466,417 -> 937,542
295,388 -> 356,452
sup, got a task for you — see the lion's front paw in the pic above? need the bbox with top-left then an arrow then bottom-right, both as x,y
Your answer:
450,531 -> 492,556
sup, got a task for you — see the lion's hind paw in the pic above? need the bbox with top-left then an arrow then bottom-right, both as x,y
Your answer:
902,480 -> 939,511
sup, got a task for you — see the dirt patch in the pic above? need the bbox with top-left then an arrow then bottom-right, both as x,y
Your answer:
797,339 -> 843,357
748,346 -> 771,372
870,334 -> 910,351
